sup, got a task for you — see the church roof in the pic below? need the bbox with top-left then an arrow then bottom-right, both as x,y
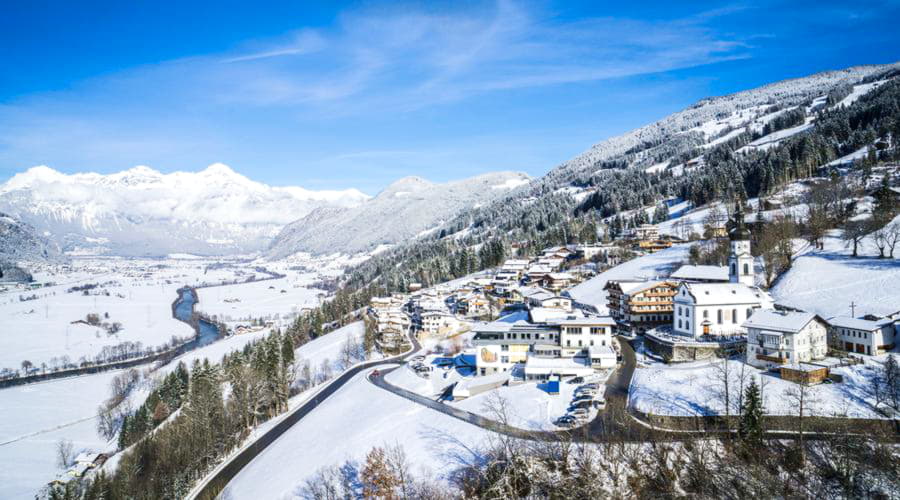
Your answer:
678,282 -> 771,306
670,264 -> 730,282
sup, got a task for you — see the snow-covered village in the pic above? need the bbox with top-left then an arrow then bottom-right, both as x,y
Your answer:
3,3 -> 900,499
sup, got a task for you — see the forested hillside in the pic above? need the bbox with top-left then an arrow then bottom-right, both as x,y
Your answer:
337,64 -> 900,295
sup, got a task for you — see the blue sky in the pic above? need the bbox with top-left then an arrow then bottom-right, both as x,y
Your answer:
2,0 -> 899,193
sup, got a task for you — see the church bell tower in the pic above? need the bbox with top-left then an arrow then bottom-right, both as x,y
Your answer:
728,204 -> 754,286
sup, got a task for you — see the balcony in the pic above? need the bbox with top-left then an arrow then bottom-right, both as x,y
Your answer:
756,354 -> 786,364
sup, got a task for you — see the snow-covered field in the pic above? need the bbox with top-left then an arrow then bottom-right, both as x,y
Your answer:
196,270 -> 322,329
221,370 -> 492,499
0,371 -> 124,498
566,244 -> 691,312
772,227 -> 900,318
0,255 -> 347,497
0,258 -> 246,373
630,358 -> 883,419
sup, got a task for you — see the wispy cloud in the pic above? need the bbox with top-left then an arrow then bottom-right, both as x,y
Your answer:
202,0 -> 752,111
0,0 -> 761,181
222,30 -> 326,63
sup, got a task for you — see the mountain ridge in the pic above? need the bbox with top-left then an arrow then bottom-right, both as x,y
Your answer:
267,171 -> 531,258
0,164 -> 371,256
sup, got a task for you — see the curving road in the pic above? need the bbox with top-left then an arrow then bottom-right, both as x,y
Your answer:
369,336 -> 899,443
198,332 -> 899,498
369,335 -> 653,443
188,329 -> 422,500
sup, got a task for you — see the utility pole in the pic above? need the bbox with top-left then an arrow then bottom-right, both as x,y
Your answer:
850,301 -> 857,317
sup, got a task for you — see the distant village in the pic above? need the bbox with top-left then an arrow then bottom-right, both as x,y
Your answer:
368,206 -> 899,406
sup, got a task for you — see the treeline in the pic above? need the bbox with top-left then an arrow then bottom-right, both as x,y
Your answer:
52,332 -> 297,499
115,363 -> 189,449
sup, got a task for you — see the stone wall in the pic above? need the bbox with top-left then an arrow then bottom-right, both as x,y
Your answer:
645,331 -> 745,363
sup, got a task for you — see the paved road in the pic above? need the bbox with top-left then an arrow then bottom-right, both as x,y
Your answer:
370,335 -> 650,443
369,336 -> 898,443
198,331 -> 898,498
188,329 -> 421,500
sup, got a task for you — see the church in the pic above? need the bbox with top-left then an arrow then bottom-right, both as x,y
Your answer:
671,205 -> 774,339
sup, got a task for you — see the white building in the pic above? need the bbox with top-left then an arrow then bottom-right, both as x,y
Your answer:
472,308 -> 616,376
671,207 -> 772,338
520,287 -> 572,310
727,206 -> 754,286
552,316 -> 616,357
420,310 -> 464,336
827,316 -> 896,356
744,310 -> 829,369
672,282 -> 772,338
631,224 -> 659,241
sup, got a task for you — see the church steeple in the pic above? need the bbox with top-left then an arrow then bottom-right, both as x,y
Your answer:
728,204 -> 754,286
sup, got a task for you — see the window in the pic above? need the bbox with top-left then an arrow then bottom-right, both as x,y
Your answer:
717,309 -> 723,324
747,308 -> 752,318
501,356 -> 509,364
567,340 -> 571,347
678,319 -> 682,329
732,309 -> 738,324
590,327 -> 604,334
578,340 -> 583,347
731,263 -> 736,275
501,345 -> 509,352
703,310 -> 709,319
686,308 -> 691,318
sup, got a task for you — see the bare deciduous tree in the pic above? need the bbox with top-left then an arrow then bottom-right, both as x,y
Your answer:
56,439 -> 75,470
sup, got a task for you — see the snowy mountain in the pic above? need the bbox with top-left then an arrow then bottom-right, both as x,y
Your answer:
341,62 -> 900,289
544,64 -> 900,186
267,171 -> 531,257
0,212 -> 65,274
0,164 -> 370,256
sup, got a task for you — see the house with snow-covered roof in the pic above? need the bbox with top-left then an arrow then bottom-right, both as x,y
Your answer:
827,316 -> 896,356
671,206 -> 772,338
670,264 -> 730,283
673,282 -> 773,338
744,310 -> 828,369
471,307 -> 615,378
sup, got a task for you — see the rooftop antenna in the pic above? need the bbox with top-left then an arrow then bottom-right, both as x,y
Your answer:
850,301 -> 857,317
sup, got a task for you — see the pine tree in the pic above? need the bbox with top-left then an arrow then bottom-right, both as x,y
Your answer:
739,379 -> 765,450
281,332 -> 295,368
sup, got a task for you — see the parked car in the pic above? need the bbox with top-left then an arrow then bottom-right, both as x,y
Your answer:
569,408 -> 590,419
579,383 -> 600,390
567,376 -> 585,385
572,395 -> 595,404
575,389 -> 597,398
569,401 -> 593,411
555,415 -> 577,427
